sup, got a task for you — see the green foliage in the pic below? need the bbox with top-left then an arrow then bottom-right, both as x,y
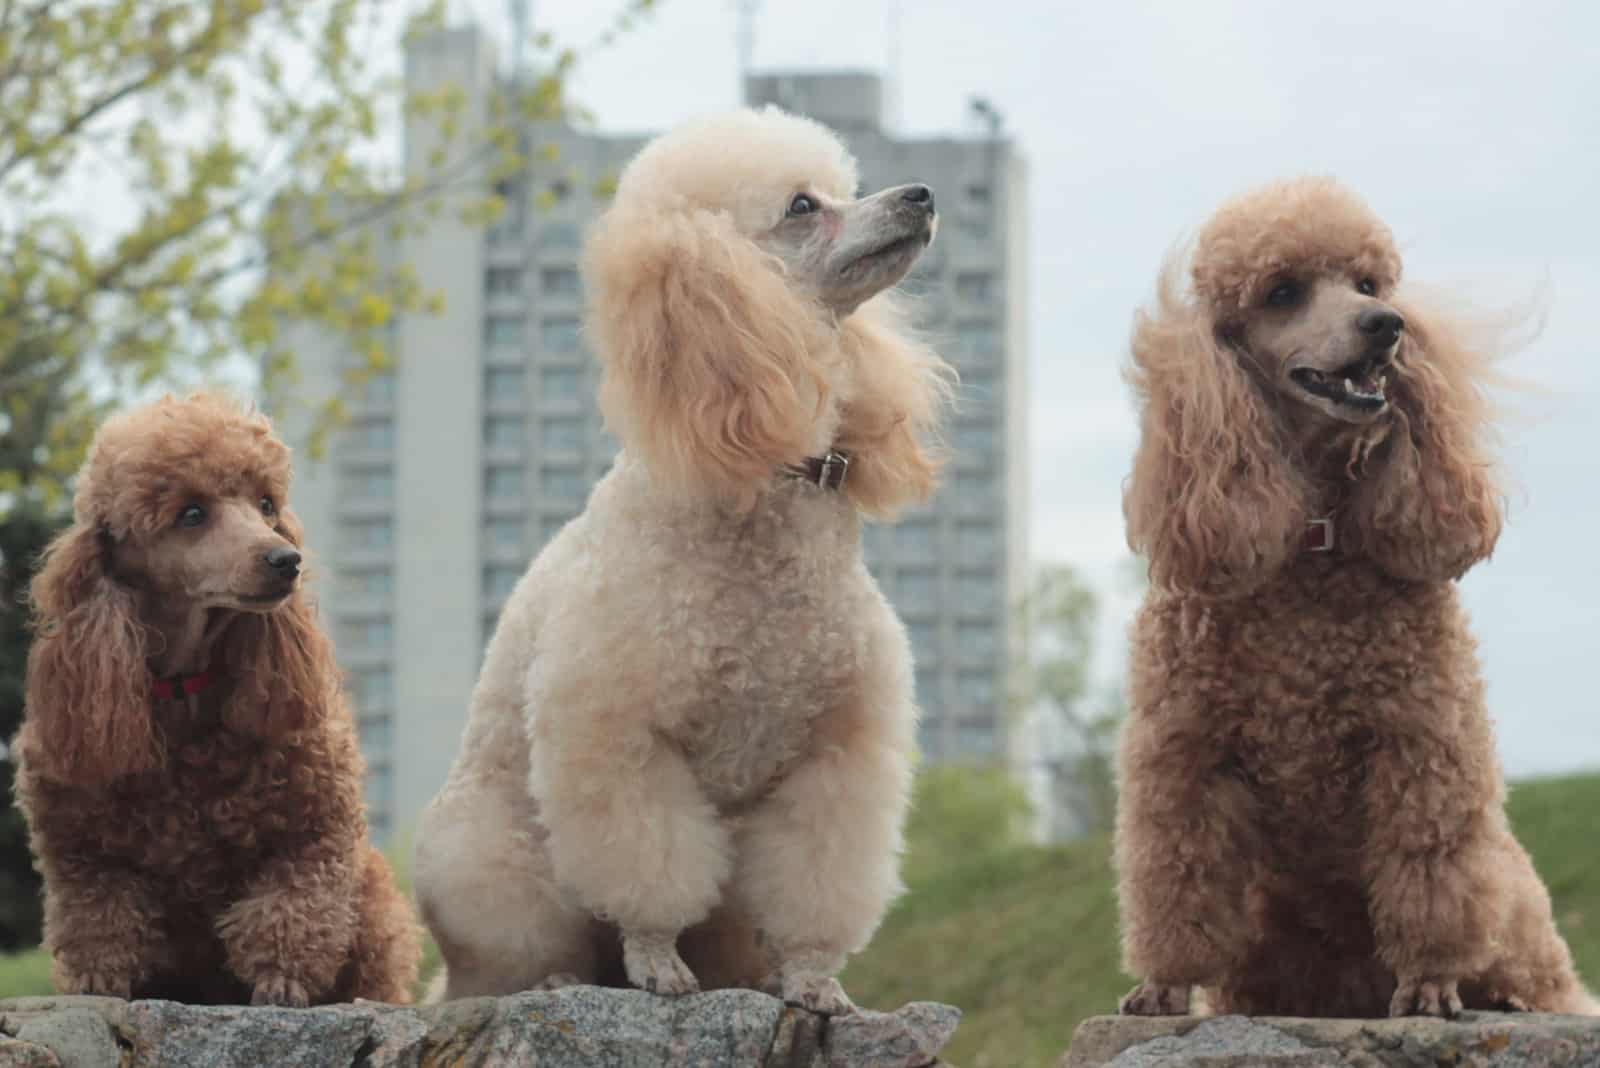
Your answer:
0,507 -> 58,949
902,765 -> 1032,886
0,0 -> 661,517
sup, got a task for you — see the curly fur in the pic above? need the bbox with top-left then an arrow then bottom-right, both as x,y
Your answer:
413,107 -> 950,1010
14,392 -> 419,1006
1116,177 -> 1595,1019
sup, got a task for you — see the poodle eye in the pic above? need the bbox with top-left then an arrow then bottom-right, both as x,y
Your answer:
1265,280 -> 1302,308
1356,277 -> 1378,296
786,193 -> 819,218
177,504 -> 206,528
259,496 -> 276,517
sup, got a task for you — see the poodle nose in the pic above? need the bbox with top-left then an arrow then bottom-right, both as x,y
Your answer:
264,546 -> 302,576
1357,307 -> 1405,343
901,184 -> 935,212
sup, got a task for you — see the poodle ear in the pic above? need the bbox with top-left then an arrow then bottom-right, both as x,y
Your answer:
218,507 -> 336,738
833,295 -> 955,518
22,523 -> 160,784
1342,292 -> 1504,581
1124,258 -> 1309,596
586,207 -> 831,506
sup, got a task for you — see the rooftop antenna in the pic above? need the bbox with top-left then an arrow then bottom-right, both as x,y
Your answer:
734,0 -> 762,104
507,0 -> 532,85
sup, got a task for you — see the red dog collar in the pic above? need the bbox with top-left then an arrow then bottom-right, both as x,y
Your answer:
151,670 -> 215,701
1304,517 -> 1336,553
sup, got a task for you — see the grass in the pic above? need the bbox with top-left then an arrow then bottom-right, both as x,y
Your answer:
0,771 -> 1594,1068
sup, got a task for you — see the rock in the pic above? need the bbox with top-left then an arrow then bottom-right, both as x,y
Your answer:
1061,1011 -> 1600,1067
0,986 -> 960,1067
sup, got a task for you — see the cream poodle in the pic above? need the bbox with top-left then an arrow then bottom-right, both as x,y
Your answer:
412,106 -> 951,1013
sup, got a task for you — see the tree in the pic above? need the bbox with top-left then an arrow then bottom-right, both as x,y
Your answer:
0,0 -> 659,520
0,506 -> 56,948
1014,563 -> 1130,839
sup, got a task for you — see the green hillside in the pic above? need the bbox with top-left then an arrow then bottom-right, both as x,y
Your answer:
0,771 -> 1594,1068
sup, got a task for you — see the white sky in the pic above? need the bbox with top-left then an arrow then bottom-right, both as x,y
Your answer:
455,0 -> 1600,779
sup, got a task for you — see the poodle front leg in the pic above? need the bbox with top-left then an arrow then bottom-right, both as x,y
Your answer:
532,718 -> 732,997
217,835 -> 360,1006
1361,725 -> 1503,1019
43,857 -> 169,999
1116,716 -> 1259,1016
729,725 -> 914,1016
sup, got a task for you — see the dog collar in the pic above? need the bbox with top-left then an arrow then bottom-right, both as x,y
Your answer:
783,449 -> 850,492
1304,516 -> 1336,553
152,670 -> 215,701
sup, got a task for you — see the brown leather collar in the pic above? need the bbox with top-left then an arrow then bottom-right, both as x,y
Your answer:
783,450 -> 850,492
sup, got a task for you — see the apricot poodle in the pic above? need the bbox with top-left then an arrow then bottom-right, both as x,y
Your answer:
15,393 -> 419,1006
413,106 -> 951,1012
1115,176 -> 1595,1020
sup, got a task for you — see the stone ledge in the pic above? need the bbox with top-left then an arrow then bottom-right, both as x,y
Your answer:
0,987 -> 960,1068
1061,1011 -> 1600,1067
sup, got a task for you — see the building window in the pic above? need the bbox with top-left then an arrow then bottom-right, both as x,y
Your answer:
485,267 -> 522,296
954,721 -> 996,758
366,762 -> 393,812
486,367 -> 525,400
960,373 -> 996,414
906,620 -> 938,663
539,222 -> 580,248
541,317 -> 581,352
955,272 -> 993,303
540,365 -> 582,400
362,374 -> 395,405
350,420 -> 393,451
956,319 -> 999,359
956,571 -> 994,609
957,669 -> 996,708
956,522 -> 998,564
341,568 -> 392,597
957,218 -> 990,242
485,416 -> 524,450
895,520 -> 937,558
485,465 -> 524,501
915,668 -> 940,709
486,518 -> 523,550
957,621 -> 997,659
343,519 -> 392,551
353,668 -> 392,709
357,713 -> 391,753
953,471 -> 996,501
344,618 -> 392,649
541,465 -> 586,502
918,721 -> 944,760
965,183 -> 992,204
540,514 -> 573,543
541,416 -> 584,452
349,467 -> 393,500
897,568 -> 937,612
542,267 -> 580,297
485,317 -> 524,348
483,565 -> 521,600
954,424 -> 997,464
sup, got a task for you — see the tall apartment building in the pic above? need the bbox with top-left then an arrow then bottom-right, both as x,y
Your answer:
276,27 -> 1029,842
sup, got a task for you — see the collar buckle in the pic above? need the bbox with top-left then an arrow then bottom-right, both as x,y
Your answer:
1304,517 -> 1336,553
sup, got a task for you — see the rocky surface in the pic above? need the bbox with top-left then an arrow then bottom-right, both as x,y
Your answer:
1062,1011 -> 1600,1067
0,987 -> 960,1067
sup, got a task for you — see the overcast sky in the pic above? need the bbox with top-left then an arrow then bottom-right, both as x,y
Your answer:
453,0 -> 1599,778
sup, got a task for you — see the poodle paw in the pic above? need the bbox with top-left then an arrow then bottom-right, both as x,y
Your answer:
782,972 -> 856,1016
1390,977 -> 1462,1018
1493,993 -> 1532,1013
622,931 -> 699,996
535,972 -> 585,992
1119,981 -> 1191,1016
250,974 -> 312,1008
59,969 -> 132,1000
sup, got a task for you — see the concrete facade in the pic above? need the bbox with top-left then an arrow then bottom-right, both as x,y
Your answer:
278,28 -> 1029,841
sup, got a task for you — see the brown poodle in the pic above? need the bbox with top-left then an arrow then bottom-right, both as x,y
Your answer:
1115,177 -> 1595,1020
14,392 -> 419,1006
